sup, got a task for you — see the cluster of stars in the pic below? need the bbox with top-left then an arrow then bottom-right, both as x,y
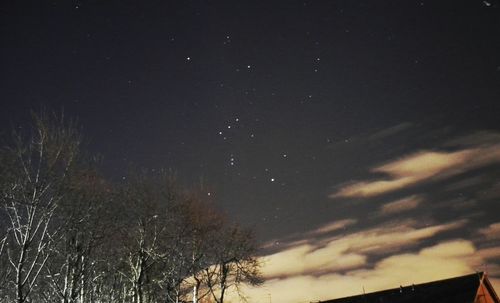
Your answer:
214,111 -> 294,184
218,117 -> 243,141
192,31 -> 326,188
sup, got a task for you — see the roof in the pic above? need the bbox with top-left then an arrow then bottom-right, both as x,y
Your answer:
321,272 -> 490,303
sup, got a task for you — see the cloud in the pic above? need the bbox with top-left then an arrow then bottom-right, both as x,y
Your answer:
262,243 -> 366,279
332,150 -> 472,198
445,131 -> 500,148
478,223 -> 500,240
331,219 -> 467,255
378,150 -> 471,177
444,176 -> 484,192
260,219 -> 467,279
238,132 -> 500,303
261,219 -> 358,253
369,122 -> 413,140
331,141 -> 500,198
379,195 -> 423,215
419,240 -> 475,258
476,246 -> 500,260
350,240 -> 475,286
311,219 -> 358,235
232,240 -> 481,303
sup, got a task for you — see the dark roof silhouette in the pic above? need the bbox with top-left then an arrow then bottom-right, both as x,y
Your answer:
321,272 -> 498,303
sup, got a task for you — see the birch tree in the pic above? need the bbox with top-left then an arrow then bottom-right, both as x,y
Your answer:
0,112 -> 264,303
0,112 -> 83,303
43,169 -> 111,303
0,226 -> 12,301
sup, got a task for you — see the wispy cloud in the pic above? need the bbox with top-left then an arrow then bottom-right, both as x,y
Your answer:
349,240 -> 475,285
326,219 -> 467,255
476,246 -> 500,261
311,219 -> 358,235
419,239 -> 475,257
237,132 -> 500,303
369,122 -> 413,140
236,239 -> 486,303
262,243 -> 366,279
379,195 -> 423,215
478,222 -> 500,240
445,131 -> 500,148
331,150 -> 472,198
260,219 -> 467,280
331,140 -> 500,198
261,219 -> 358,252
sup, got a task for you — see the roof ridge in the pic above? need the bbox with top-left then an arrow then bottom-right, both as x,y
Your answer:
320,272 -> 485,303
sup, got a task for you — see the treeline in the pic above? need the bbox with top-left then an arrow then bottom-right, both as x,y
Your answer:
0,113 -> 262,303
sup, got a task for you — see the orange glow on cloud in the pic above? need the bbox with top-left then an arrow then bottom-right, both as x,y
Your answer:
227,135 -> 500,303
331,143 -> 500,198
379,195 -> 423,215
226,219 -> 479,303
479,222 -> 500,240
311,219 -> 358,235
261,219 -> 468,278
230,237 -> 493,303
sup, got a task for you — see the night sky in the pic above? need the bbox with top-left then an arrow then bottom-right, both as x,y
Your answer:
2,1 -> 500,302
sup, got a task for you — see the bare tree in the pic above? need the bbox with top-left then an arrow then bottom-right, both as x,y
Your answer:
43,169 -> 111,303
203,223 -> 263,303
0,112 -> 263,303
159,193 -> 225,303
0,227 -> 12,301
114,171 -> 178,303
0,112 -> 83,303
